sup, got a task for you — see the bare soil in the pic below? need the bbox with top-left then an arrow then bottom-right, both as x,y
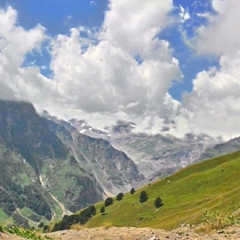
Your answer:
46,225 -> 240,240
2,225 -> 240,240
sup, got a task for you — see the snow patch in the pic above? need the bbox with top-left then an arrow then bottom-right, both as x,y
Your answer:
80,129 -> 87,133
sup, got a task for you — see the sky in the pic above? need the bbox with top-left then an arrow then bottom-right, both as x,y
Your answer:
0,0 -> 240,140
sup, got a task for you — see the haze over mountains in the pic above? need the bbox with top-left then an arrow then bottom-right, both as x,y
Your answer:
0,99 -> 239,227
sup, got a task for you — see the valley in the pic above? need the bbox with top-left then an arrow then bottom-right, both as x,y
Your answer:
0,1 -> 239,239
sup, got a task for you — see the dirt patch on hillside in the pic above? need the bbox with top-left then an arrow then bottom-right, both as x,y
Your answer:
46,225 -> 240,240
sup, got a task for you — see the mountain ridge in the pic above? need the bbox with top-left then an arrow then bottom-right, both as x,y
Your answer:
0,100 -> 142,226
69,119 -> 222,180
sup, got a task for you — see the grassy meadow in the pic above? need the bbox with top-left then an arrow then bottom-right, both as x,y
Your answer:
83,151 -> 240,230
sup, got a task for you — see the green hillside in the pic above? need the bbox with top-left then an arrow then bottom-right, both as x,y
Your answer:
83,151 -> 240,230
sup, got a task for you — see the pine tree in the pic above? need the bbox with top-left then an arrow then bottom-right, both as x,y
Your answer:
116,192 -> 124,201
130,188 -> 135,194
139,190 -> 148,203
154,197 -> 163,208
100,206 -> 105,215
105,197 -> 113,207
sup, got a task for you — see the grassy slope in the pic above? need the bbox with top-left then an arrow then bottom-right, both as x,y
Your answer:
85,151 -> 240,230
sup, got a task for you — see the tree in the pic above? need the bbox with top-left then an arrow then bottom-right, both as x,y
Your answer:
116,192 -> 124,201
139,190 -> 148,203
100,206 -> 105,215
154,197 -> 163,208
43,225 -> 49,232
38,222 -> 44,228
130,188 -> 135,195
88,205 -> 96,216
105,197 -> 113,207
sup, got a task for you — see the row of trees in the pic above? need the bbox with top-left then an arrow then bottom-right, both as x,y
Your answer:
52,188 -> 163,231
100,188 -> 163,215
100,193 -> 124,215
52,205 -> 96,231
136,190 -> 163,207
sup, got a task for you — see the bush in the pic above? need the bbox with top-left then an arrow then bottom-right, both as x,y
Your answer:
116,193 -> 124,201
105,197 -> 113,207
139,190 -> 148,203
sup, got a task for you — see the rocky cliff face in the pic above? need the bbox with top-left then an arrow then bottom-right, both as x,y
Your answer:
70,120 -> 221,179
0,100 -> 142,227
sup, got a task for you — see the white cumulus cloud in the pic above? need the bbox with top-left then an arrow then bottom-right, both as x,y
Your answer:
0,6 -> 57,107
48,0 -> 182,132
183,0 -> 240,139
195,0 -> 240,55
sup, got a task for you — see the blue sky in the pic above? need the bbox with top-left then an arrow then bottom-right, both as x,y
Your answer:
0,0 -> 240,140
5,0 -> 106,33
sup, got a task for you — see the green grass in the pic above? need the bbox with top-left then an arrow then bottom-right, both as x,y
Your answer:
84,151 -> 240,230
0,208 -> 12,225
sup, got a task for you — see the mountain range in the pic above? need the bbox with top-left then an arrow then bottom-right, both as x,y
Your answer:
0,99 -> 239,228
69,119 -> 221,181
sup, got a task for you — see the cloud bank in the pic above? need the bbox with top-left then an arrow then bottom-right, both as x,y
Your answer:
0,0 -> 240,140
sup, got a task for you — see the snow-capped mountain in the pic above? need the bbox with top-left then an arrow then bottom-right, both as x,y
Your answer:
69,119 -> 111,139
